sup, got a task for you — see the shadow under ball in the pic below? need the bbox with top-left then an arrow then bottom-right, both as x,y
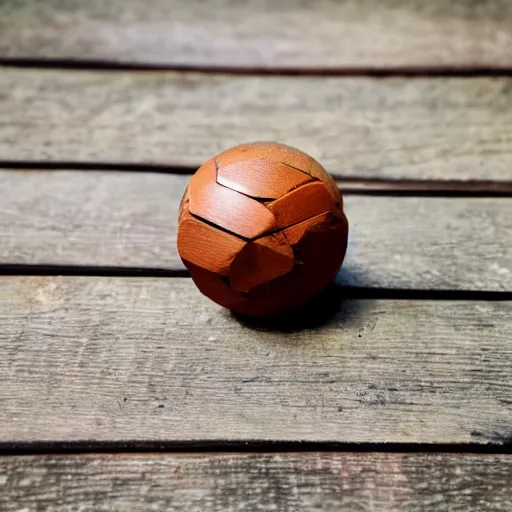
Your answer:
177,142 -> 349,317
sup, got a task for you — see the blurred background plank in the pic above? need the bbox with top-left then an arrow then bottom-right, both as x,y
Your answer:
1,171 -> 511,291
1,69 -> 512,181
0,276 -> 510,444
0,0 -> 511,70
2,452 -> 512,512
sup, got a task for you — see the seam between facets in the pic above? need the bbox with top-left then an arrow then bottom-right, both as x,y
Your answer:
188,210 -> 252,242
280,161 -> 312,177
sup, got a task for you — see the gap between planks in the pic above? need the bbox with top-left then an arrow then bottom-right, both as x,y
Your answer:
0,267 -> 510,302
4,58 -> 512,77
1,163 -> 512,196
0,440 -> 511,457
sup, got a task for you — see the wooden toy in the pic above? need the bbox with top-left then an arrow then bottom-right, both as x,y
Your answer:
177,142 -> 349,316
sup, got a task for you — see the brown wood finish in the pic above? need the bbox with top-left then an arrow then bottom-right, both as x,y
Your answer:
2,453 -> 512,512
1,69 -> 512,181
177,207 -> 247,277
179,143 -> 347,316
217,160 -> 312,199
187,157 -> 278,239
230,233 -> 295,294
1,0 -> 511,70
267,181 -> 335,227
0,276 -> 510,445
284,212 -> 333,245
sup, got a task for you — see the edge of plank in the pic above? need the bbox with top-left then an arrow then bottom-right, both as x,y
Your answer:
1,440 -> 511,456
3,59 -> 512,77
1,164 -> 511,196
0,267 -> 510,302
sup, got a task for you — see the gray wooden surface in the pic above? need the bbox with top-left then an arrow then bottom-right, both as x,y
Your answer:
1,0 -> 511,509
0,276 -> 510,444
1,0 -> 511,69
2,452 -> 512,512
1,170 -> 511,291
1,69 -> 512,181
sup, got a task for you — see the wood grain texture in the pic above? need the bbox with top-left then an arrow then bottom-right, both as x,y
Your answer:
0,276 -> 510,444
2,453 -> 512,512
1,0 -> 511,69
0,171 -> 511,291
2,69 -> 512,181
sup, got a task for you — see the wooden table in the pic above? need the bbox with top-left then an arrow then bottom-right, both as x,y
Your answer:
0,1 -> 511,510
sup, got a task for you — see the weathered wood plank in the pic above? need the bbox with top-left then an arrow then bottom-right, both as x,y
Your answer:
1,171 -> 511,291
1,0 -> 511,69
1,69 -> 512,181
1,453 -> 511,512
0,276 -> 510,444
0,171 -> 187,272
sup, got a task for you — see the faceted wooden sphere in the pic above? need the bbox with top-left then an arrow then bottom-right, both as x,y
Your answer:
177,142 -> 349,317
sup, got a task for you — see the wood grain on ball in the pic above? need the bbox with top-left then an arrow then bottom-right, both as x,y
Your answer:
283,211 -> 333,245
177,204 -> 246,276
267,181 -> 334,228
177,142 -> 348,316
188,158 -> 277,239
230,233 -> 294,293
217,159 -> 312,199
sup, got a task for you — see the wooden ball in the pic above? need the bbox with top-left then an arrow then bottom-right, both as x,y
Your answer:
177,142 -> 349,316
